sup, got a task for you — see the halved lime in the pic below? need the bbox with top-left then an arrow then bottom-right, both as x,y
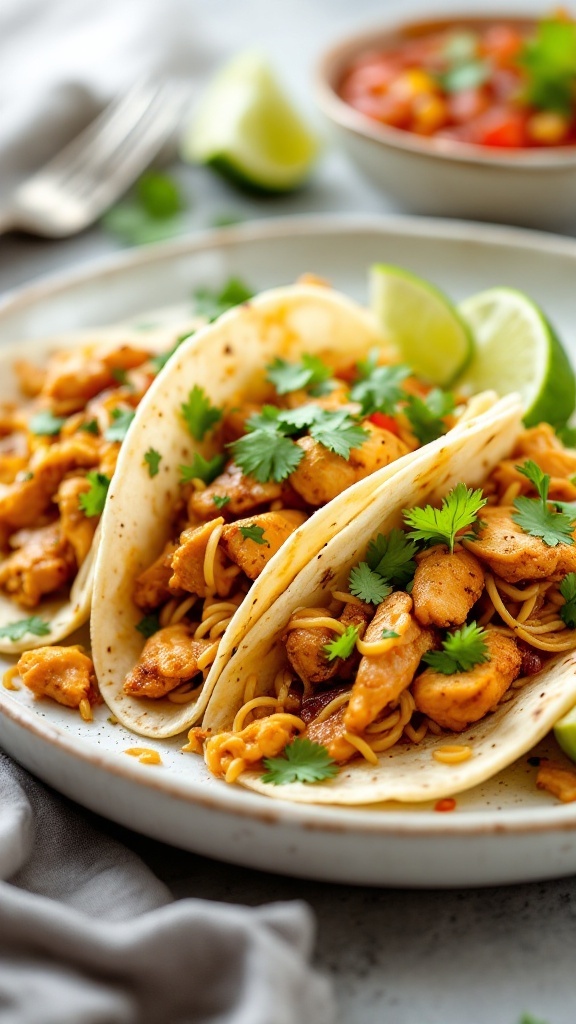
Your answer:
181,52 -> 320,192
458,287 -> 575,427
369,264 -> 474,387
554,704 -> 576,763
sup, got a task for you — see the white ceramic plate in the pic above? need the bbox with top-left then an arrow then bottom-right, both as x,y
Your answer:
3,214 -> 576,888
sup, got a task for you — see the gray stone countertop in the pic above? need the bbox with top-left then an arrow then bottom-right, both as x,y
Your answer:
1,1 -> 575,1021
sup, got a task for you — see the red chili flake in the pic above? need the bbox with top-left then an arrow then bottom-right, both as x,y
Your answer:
434,798 -> 457,812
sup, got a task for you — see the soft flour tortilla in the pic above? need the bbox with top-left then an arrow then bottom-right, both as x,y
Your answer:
201,394 -> 575,806
90,283 -> 501,738
0,318 -> 200,655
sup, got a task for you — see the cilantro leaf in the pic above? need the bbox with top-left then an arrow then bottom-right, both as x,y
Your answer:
262,737 -> 338,785
266,354 -> 333,396
366,528 -> 419,587
143,447 -> 162,477
213,494 -> 231,510
136,170 -> 183,219
104,407 -> 135,442
422,622 -> 490,675
78,472 -> 111,517
349,562 -> 392,605
0,616 -> 51,642
521,18 -> 576,115
403,483 -> 487,553
136,613 -> 161,639
110,367 -> 130,386
403,389 -> 455,445
29,410 -> 66,436
308,409 -> 368,459
179,453 -> 225,485
560,573 -> 576,628
381,629 -> 399,639
239,524 -> 268,545
229,428 -> 303,483
101,171 -> 185,246
323,624 -> 359,662
193,277 -> 253,322
350,361 -> 410,417
79,419 -> 99,435
180,385 -> 223,441
512,460 -> 576,547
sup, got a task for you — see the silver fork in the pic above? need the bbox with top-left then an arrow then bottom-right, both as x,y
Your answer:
0,80 -> 190,238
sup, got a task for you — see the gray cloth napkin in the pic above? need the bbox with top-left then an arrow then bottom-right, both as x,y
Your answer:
0,753 -> 335,1024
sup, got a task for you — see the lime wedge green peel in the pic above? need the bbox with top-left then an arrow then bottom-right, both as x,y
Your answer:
553,704 -> 576,763
458,287 -> 576,428
370,264 -> 474,387
181,51 -> 320,192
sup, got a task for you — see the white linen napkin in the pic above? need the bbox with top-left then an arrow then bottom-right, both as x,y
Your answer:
0,753 -> 335,1024
0,0 -> 217,199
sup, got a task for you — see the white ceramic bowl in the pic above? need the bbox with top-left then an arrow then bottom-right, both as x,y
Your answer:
316,14 -> 576,230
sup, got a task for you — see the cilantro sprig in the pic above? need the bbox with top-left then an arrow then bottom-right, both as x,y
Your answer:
104,407 -> 135,442
29,410 -> 66,436
512,460 -> 576,547
349,562 -> 392,605
323,624 -> 359,662
520,17 -> 576,115
366,528 -> 418,588
560,573 -> 576,628
143,447 -> 162,477
403,389 -> 455,445
181,386 -> 223,441
193,278 -> 253,322
423,622 -> 490,675
265,354 -> 333,396
262,738 -> 338,785
78,472 -> 111,517
239,524 -> 268,545
0,616 -> 51,642
403,483 -> 487,554
350,357 -> 410,417
179,453 -> 225,485
135,613 -> 161,639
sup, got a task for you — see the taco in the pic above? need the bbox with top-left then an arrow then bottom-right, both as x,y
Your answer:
0,316 -> 200,654
89,282 -> 499,739
195,398 -> 576,805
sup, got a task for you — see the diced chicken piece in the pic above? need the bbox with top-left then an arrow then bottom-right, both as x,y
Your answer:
289,437 -> 358,506
344,592 -> 437,735
536,760 -> 576,803
189,462 -> 282,520
282,383 -> 353,412
56,476 -> 99,566
133,541 -> 180,611
413,631 -> 521,732
204,715 -> 301,777
123,623 -> 212,698
285,600 -> 372,688
18,646 -> 97,708
0,523 -> 77,607
220,510 -> 307,580
168,524 -> 230,598
100,344 -> 151,374
0,454 -> 28,484
13,360 -> 46,397
464,506 -> 563,583
348,422 -> 410,479
515,424 -> 576,478
412,546 -> 485,628
306,708 -> 357,763
98,440 -> 121,479
0,434 -> 101,533
41,344 -> 149,415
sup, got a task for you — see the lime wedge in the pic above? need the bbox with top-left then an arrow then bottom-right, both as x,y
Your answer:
554,704 -> 576,763
370,264 -> 474,387
458,287 -> 575,427
181,51 -> 320,192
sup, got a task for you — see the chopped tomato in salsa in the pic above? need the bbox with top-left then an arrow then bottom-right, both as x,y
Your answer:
338,16 -> 576,148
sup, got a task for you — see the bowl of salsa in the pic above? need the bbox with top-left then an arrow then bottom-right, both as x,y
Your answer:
316,13 -> 576,228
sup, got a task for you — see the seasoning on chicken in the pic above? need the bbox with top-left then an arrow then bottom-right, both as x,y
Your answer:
412,546 -> 485,628
41,344 -> 151,415
306,707 -> 358,763
220,510 -> 307,580
344,592 -> 437,735
413,631 -> 521,731
133,541 -> 181,612
123,623 -> 213,698
0,523 -> 76,607
464,506 -> 562,583
189,462 -> 282,521
169,519 -> 226,598
203,714 -> 302,779
56,476 -> 98,566
285,600 -> 372,688
17,646 -> 98,709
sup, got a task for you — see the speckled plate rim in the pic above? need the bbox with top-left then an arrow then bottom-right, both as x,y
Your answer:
2,213 -> 576,842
